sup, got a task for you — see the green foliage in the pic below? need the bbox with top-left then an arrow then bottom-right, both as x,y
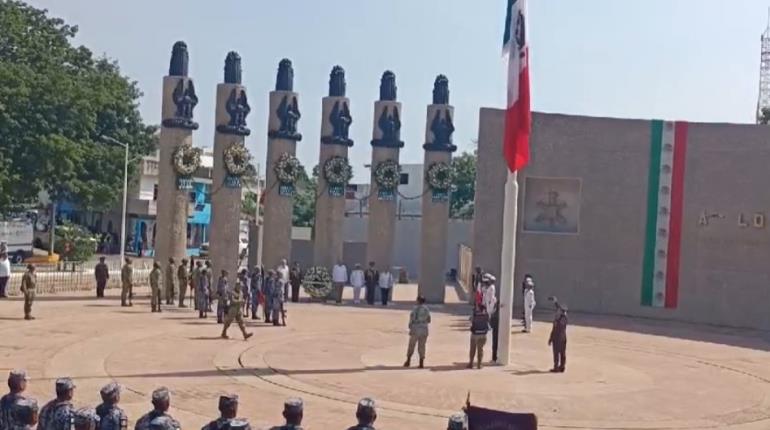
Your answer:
54,221 -> 97,261
450,150 -> 477,219
292,164 -> 317,227
0,1 -> 156,210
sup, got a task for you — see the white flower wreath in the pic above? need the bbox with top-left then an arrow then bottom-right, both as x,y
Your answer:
302,266 -> 333,299
224,143 -> 251,177
274,152 -> 302,185
374,160 -> 401,190
323,156 -> 353,186
172,144 -> 202,176
426,161 -> 454,191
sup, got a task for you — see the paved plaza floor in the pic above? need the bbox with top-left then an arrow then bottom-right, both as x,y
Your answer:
1,284 -> 770,429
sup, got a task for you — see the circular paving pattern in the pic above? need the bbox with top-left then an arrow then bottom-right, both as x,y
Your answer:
2,287 -> 770,429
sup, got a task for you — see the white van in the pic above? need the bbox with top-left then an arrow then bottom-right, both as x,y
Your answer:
0,220 -> 34,263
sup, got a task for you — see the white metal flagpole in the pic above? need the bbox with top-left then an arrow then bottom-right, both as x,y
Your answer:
498,170 -> 518,365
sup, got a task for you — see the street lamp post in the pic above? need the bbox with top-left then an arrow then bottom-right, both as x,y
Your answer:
102,136 -> 129,265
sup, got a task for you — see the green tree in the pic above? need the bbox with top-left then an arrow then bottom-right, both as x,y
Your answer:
0,1 -> 156,211
292,165 -> 317,227
451,150 -> 477,219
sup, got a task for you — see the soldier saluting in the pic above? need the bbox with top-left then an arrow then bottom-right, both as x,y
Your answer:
95,383 -> 127,430
548,297 -> 568,373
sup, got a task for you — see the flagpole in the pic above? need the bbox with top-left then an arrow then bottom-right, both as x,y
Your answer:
498,170 -> 518,365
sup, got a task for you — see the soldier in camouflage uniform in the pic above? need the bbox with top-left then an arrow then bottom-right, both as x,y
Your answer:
346,398 -> 377,430
165,259 -> 176,306
20,265 -> 36,320
72,408 -> 99,430
95,383 -> 127,430
8,398 -> 38,430
191,261 -> 202,311
446,413 -> 465,430
404,296 -> 431,368
149,263 -> 162,313
1,370 -> 29,430
120,259 -> 133,307
268,398 -> 304,430
177,259 -> 189,308
37,378 -> 75,430
220,281 -> 252,340
147,416 -> 178,430
200,395 -> 243,430
134,388 -> 179,430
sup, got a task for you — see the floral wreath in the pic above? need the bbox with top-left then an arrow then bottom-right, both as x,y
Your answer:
172,143 -> 202,176
274,153 -> 302,185
302,266 -> 333,299
426,161 -> 454,191
224,143 -> 252,177
323,156 -> 353,186
374,160 -> 401,190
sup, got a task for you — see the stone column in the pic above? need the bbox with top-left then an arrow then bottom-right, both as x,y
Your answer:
313,66 -> 354,269
247,219 -> 262,269
366,71 -> 403,274
209,52 -> 251,283
419,75 -> 456,303
156,41 -> 199,269
263,59 -> 302,271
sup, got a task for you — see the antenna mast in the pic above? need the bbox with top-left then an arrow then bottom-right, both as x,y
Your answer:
757,7 -> 770,123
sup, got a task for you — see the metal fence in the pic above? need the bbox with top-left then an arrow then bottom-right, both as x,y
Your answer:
5,261 -> 151,296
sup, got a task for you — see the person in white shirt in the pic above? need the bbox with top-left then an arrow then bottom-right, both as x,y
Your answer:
0,251 -> 10,298
276,259 -> 290,301
481,274 -> 497,316
523,276 -> 536,333
349,264 -> 365,304
331,260 -> 348,304
378,267 -> 394,306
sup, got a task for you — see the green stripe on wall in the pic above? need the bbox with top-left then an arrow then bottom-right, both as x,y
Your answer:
641,120 -> 663,306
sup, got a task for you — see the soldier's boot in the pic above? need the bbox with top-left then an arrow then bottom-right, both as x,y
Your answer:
403,357 -> 411,368
242,330 -> 253,340
419,358 -> 425,369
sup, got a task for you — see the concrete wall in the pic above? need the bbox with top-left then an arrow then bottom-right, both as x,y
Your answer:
474,109 -> 770,330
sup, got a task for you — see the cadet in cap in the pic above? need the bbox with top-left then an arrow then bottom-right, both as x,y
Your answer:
346,398 -> 377,430
148,416 -> 178,430
447,413 -> 465,430
1,370 -> 29,430
269,398 -> 303,430
38,378 -> 75,430
135,388 -> 179,430
10,398 -> 39,429
96,383 -> 127,430
202,394 -> 239,430
73,408 -> 100,430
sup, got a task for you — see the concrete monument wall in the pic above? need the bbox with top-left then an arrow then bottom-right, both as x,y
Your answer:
474,108 -> 770,330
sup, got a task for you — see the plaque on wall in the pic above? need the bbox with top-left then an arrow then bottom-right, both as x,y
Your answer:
328,184 -> 345,197
278,184 -> 295,197
177,177 -> 193,191
522,176 -> 581,234
377,189 -> 395,201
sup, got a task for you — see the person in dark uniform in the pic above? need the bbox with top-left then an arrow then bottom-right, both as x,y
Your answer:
95,383 -> 127,430
1,370 -> 29,430
363,262 -> 378,306
177,259 -> 189,308
289,263 -> 302,303
94,257 -> 109,299
268,398 -> 304,430
490,301 -> 500,364
346,398 -> 377,430
134,388 -> 179,430
165,259 -> 176,306
201,394 -> 242,430
38,378 -> 75,430
8,398 -> 38,430
548,299 -> 568,373
20,265 -> 37,320
468,304 -> 490,369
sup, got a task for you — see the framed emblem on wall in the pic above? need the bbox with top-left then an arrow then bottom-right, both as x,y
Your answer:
522,176 -> 581,234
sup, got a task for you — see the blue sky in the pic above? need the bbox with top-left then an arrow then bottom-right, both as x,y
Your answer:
28,0 -> 768,178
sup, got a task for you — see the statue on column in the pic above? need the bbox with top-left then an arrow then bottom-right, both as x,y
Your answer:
168,41 -> 189,77
323,100 -> 353,146
379,71 -> 397,101
163,42 -> 199,130
275,58 -> 294,92
432,74 -> 449,105
217,89 -> 251,136
224,51 -> 242,84
270,95 -> 302,141
329,65 -> 346,97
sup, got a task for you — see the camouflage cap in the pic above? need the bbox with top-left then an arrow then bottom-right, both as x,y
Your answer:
100,382 -> 121,399
151,387 -> 170,403
8,369 -> 29,383
73,408 -> 100,428
357,397 -> 376,412
227,419 -> 251,430
55,377 -> 76,391
218,394 -> 238,410
447,413 -> 465,430
283,397 -> 303,412
148,416 -> 177,430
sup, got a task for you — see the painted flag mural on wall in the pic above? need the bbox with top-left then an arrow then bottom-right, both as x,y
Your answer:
502,0 -> 530,172
641,120 -> 689,308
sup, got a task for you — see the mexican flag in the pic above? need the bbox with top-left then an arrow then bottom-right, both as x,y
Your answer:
502,0 -> 530,171
641,120 -> 689,308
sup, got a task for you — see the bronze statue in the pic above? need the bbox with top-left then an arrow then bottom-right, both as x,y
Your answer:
379,71 -> 397,101
168,41 -> 189,77
428,109 -> 456,151
224,51 -> 242,85
371,106 -> 403,148
275,59 -> 294,92
433,75 -> 449,105
322,100 -> 353,146
269,95 -> 302,141
329,65 -> 346,97
217,88 -> 251,136
162,79 -> 199,130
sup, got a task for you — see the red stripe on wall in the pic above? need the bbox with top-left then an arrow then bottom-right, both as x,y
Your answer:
665,121 -> 688,308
